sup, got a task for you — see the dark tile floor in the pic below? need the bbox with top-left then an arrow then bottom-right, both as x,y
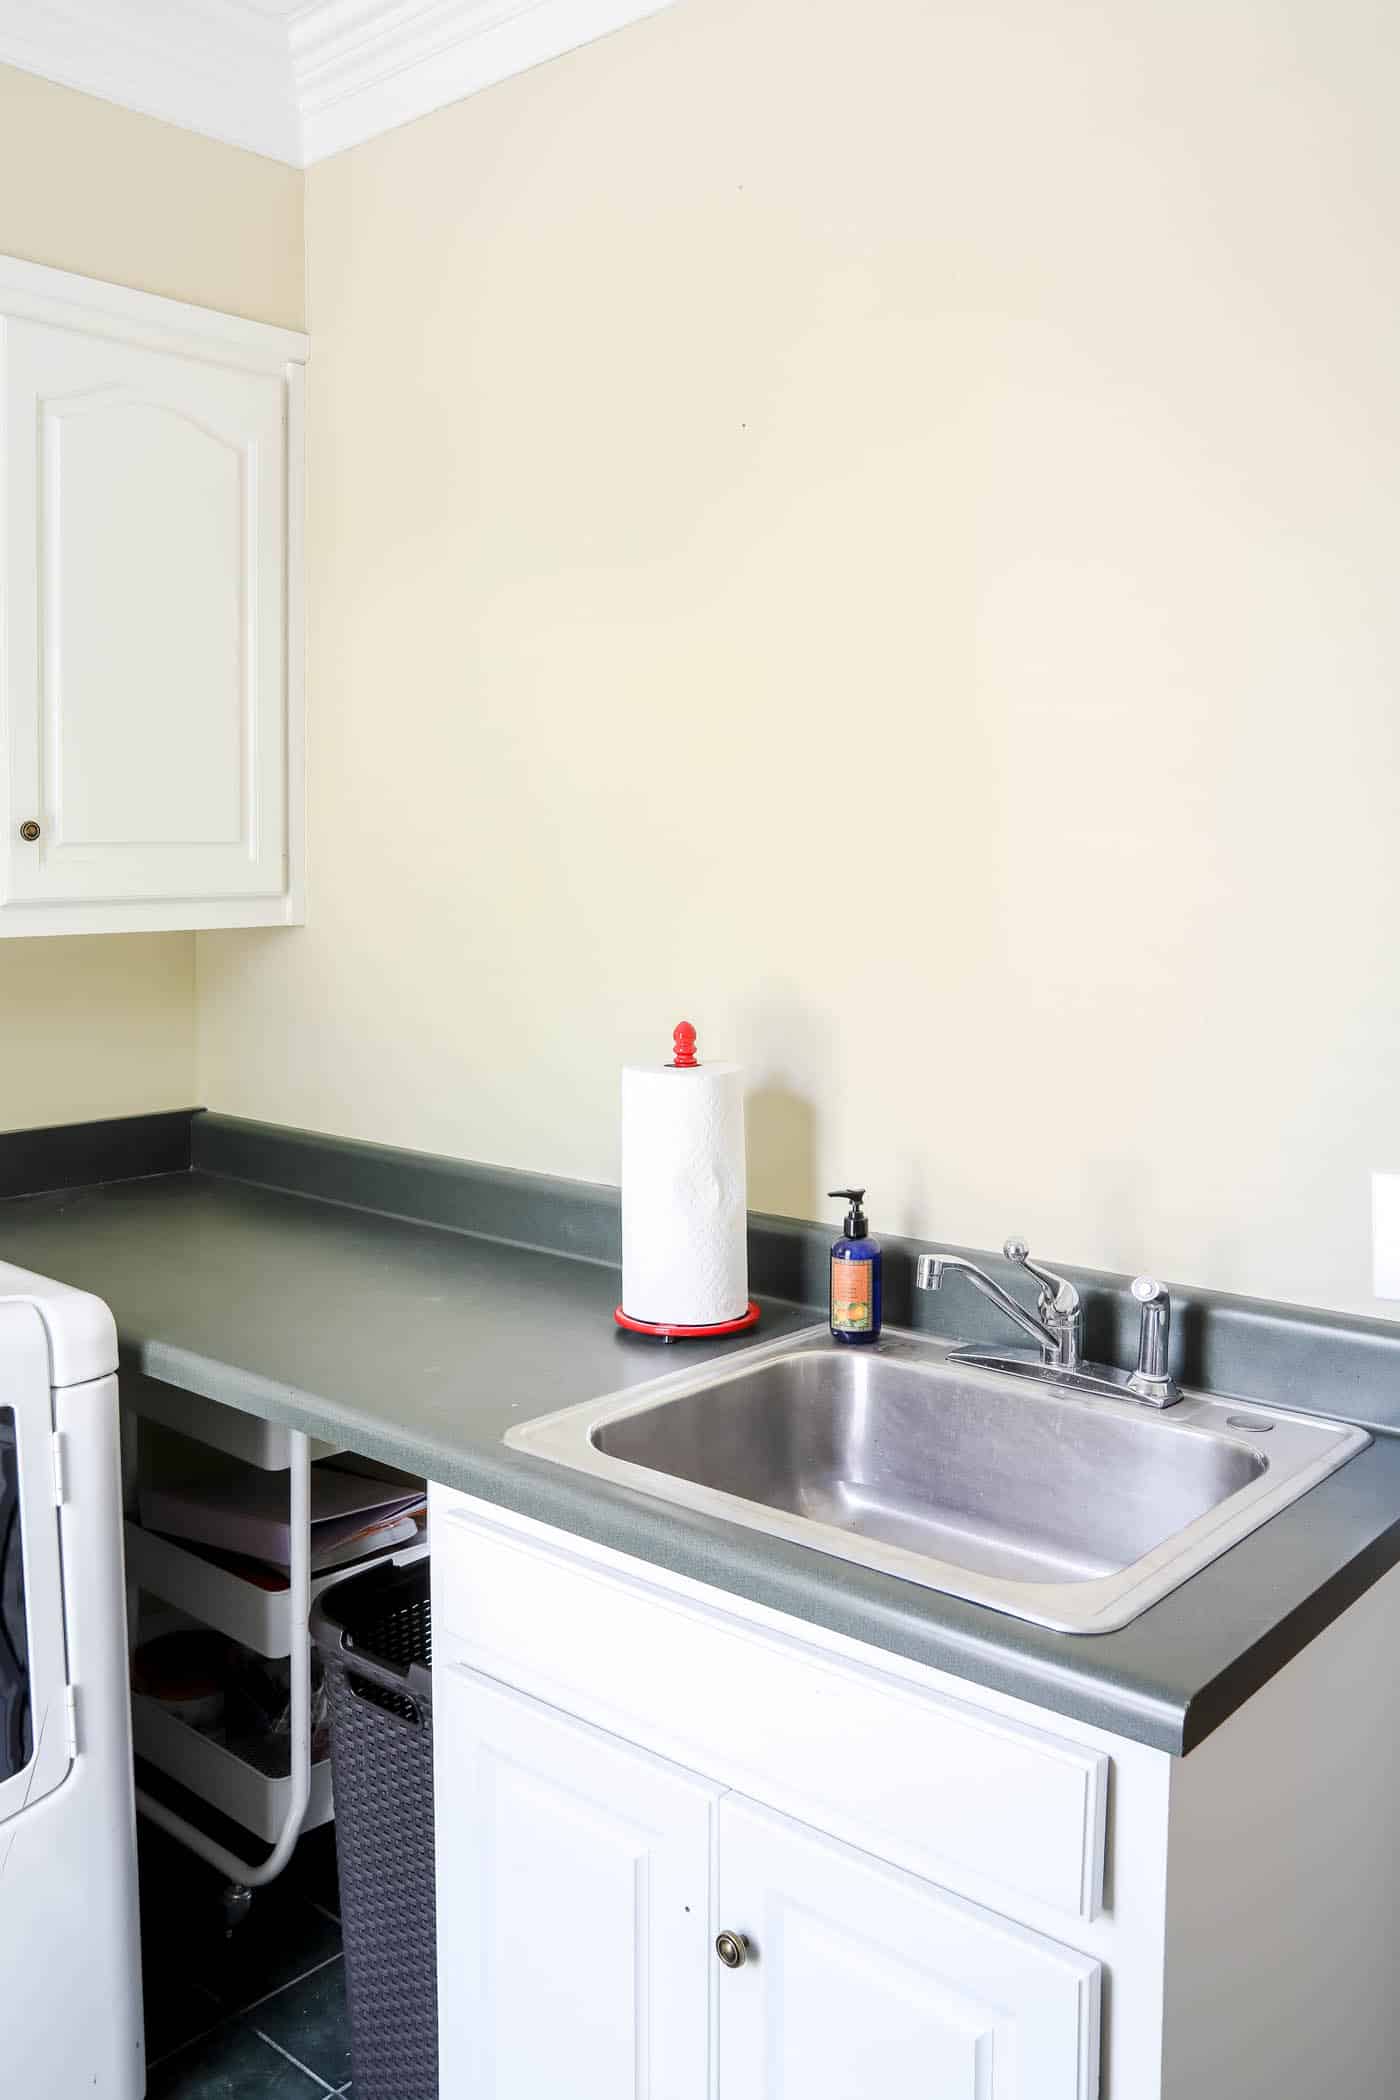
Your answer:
139,1819 -> 353,2097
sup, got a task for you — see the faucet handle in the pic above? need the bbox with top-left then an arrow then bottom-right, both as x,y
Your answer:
1128,1276 -> 1180,1404
1003,1237 -> 1079,1316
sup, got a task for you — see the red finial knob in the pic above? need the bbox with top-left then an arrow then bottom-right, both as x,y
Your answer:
671,1021 -> 698,1068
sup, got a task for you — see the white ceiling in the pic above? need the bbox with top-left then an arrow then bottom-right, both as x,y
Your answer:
0,0 -> 675,165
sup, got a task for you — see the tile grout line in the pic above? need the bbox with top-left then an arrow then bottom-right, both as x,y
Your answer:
149,1931 -> 346,2066
144,2010 -> 225,2078
148,1946 -> 344,2070
255,2026 -> 340,2093
143,1982 -> 226,2075
234,1946 -> 345,2021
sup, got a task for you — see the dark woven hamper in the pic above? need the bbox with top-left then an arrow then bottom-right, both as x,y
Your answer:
311,1556 -> 437,2100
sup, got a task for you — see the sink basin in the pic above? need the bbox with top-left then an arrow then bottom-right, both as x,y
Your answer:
507,1326 -> 1369,1632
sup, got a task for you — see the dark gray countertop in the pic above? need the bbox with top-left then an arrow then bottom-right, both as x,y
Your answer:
3,1161 -> 1399,1755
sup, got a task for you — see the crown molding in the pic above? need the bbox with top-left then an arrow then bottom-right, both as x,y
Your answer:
0,0 -> 675,166
290,0 -> 674,162
0,0 -> 303,162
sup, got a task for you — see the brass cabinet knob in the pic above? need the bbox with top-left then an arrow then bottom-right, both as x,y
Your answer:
19,821 -> 40,842
715,1930 -> 749,1970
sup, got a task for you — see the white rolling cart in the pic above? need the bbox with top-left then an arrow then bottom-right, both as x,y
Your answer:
122,1365 -> 425,1921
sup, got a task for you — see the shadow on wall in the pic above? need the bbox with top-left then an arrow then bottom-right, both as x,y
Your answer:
747,1083 -> 818,1221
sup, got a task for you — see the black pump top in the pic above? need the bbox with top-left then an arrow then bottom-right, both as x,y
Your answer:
829,1188 -> 869,1239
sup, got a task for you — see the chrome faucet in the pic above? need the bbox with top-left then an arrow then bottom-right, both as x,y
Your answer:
915,1237 -> 1181,1408
915,1238 -> 1083,1369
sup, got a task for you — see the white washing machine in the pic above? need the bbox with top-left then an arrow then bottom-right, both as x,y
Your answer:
0,1261 -> 143,2098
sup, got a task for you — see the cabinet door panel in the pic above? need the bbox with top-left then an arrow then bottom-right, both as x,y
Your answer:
436,1664 -> 718,2100
718,1797 -> 1099,2100
2,317 -> 287,905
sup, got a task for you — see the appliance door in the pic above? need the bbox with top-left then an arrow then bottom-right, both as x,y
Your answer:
0,1300 -> 72,1822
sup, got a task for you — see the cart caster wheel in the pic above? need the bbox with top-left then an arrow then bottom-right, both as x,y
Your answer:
221,1883 -> 253,1934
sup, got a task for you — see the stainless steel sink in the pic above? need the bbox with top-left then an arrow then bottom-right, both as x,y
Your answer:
507,1326 -> 1369,1632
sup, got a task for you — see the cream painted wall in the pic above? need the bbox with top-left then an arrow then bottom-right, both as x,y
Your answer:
0,63 -> 304,328
197,0 -> 1400,1318
0,64 -> 304,1133
0,936 -> 196,1133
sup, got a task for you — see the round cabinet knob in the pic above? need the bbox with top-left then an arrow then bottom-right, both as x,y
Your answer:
715,1930 -> 749,1970
18,820 -> 40,842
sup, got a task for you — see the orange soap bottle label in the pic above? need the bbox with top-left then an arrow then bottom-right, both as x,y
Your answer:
832,1257 -> 873,1331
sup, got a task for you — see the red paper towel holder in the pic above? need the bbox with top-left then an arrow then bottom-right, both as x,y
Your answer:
614,1302 -> 762,1341
616,1020 -> 762,1342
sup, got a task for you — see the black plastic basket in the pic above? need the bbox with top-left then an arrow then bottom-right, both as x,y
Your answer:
310,1556 -> 436,2100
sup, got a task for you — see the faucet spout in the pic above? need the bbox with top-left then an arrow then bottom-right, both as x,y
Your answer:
915,1242 -> 1083,1370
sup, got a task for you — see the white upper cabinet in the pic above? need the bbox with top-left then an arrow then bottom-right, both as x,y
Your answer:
0,255 -> 306,935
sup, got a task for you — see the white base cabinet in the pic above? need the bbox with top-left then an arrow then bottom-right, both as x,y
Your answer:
437,1668 -> 716,2100
432,1487 -> 1400,2100
437,1663 -> 1098,2100
718,1796 -> 1098,2100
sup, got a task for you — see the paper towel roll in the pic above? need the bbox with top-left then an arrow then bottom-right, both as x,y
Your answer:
621,1060 -> 748,1326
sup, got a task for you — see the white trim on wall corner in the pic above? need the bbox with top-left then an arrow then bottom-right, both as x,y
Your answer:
0,252 -> 309,368
0,0 -> 678,166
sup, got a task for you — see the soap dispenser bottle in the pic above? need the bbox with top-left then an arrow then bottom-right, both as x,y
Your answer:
828,1188 -> 882,1345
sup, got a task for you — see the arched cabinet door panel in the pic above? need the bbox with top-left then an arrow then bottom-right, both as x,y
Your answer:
0,257 -> 305,935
